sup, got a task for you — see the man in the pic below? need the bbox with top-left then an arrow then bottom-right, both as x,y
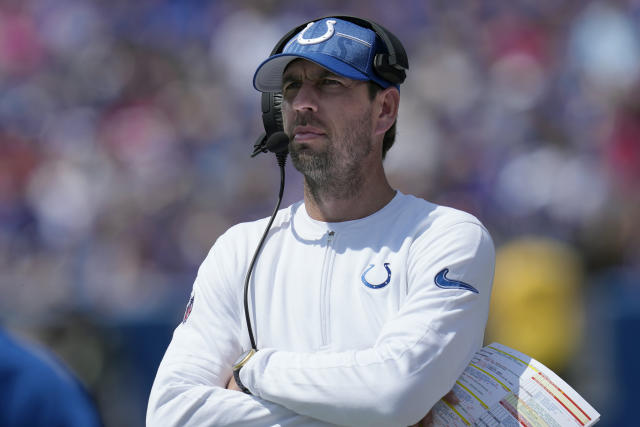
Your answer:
147,17 -> 494,426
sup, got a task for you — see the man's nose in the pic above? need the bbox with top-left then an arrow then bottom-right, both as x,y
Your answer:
291,82 -> 319,113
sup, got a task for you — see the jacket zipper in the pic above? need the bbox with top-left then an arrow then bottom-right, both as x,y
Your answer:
320,230 -> 336,345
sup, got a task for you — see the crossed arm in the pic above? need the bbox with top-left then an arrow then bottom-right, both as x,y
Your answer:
226,375 -> 457,426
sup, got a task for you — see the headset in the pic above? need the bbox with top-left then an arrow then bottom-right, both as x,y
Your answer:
245,17 -> 409,351
251,15 -> 409,157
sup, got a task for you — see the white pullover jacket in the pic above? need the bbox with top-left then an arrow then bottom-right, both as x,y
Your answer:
147,192 -> 495,426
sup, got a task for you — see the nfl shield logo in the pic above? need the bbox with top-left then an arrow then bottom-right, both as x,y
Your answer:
182,295 -> 194,324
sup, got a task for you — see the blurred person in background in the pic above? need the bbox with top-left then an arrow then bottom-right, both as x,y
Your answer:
485,237 -> 585,377
0,327 -> 102,427
147,16 -> 494,426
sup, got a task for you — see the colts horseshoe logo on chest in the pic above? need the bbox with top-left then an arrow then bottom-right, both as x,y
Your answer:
361,263 -> 392,289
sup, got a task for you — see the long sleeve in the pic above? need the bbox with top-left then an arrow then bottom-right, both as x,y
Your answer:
240,221 -> 495,426
146,232 -> 333,427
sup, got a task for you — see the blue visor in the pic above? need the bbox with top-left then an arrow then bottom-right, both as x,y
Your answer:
253,18 -> 394,92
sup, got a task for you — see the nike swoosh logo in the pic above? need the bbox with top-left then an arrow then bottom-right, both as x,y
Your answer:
434,268 -> 479,294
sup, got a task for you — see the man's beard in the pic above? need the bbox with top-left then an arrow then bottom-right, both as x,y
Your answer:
288,109 -> 373,200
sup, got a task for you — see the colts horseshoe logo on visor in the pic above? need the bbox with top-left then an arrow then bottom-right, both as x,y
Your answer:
297,20 -> 337,45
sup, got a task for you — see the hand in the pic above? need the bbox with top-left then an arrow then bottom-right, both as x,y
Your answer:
409,390 -> 458,427
226,374 -> 241,392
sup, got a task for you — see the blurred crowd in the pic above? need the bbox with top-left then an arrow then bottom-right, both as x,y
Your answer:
0,0 -> 638,425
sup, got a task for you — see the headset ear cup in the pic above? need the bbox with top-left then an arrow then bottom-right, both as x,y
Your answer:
373,54 -> 406,85
272,93 -> 283,133
261,92 -> 284,135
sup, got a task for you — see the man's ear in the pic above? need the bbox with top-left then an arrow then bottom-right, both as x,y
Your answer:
374,87 -> 400,137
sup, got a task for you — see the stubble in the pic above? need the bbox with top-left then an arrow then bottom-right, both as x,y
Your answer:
289,109 -> 373,201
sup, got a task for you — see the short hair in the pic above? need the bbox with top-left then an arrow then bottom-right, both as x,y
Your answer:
367,82 -> 397,159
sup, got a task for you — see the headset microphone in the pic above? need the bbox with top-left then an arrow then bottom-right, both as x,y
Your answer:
265,131 -> 289,163
265,131 -> 289,153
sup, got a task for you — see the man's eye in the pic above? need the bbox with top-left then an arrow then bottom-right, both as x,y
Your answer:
322,78 -> 342,86
283,81 -> 301,92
